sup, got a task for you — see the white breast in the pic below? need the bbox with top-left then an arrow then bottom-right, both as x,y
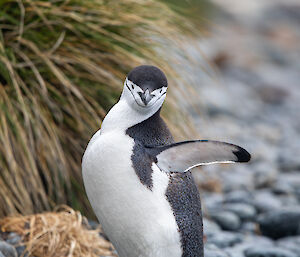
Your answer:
82,129 -> 182,257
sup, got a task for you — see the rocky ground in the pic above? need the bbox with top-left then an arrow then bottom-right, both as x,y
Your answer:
1,1 -> 300,257
0,233 -> 26,257
192,0 -> 300,256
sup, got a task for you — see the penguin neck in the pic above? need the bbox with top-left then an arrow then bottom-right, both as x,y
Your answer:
100,99 -> 162,134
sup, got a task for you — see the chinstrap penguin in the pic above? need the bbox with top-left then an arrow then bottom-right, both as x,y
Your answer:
82,65 -> 251,257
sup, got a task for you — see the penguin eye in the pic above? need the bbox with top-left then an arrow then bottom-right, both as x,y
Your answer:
160,89 -> 162,93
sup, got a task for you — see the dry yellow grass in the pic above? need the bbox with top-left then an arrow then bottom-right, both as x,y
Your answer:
0,206 -> 116,257
0,0 -> 199,218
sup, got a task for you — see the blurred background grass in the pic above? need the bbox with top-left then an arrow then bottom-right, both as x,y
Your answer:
0,0 -> 211,218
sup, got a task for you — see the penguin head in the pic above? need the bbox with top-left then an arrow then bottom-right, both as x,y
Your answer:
122,65 -> 168,110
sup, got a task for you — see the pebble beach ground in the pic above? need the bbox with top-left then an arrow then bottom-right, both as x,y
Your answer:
1,1 -> 300,257
191,0 -> 300,256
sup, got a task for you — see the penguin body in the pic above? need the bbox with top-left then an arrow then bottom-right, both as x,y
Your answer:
82,65 -> 250,257
83,101 -> 183,257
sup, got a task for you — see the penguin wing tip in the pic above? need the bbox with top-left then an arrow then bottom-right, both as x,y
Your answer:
233,147 -> 251,163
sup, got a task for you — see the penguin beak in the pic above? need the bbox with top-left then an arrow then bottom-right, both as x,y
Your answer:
138,89 -> 153,106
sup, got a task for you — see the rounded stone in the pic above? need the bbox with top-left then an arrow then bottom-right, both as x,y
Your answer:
244,246 -> 297,257
210,211 -> 241,231
225,235 -> 274,257
224,190 -> 253,204
205,246 -> 230,257
241,222 -> 257,233
244,235 -> 274,245
203,193 -> 224,212
253,163 -> 278,188
203,218 -> 221,237
206,231 -> 243,248
253,191 -> 282,213
277,150 -> 300,172
0,242 -> 17,257
277,236 -> 300,256
6,233 -> 21,245
258,209 -> 300,239
87,220 -> 99,230
223,203 -> 257,221
15,246 -> 29,257
272,181 -> 294,195
278,195 -> 299,207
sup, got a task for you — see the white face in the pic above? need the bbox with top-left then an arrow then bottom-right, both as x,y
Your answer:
101,77 -> 168,132
122,78 -> 167,110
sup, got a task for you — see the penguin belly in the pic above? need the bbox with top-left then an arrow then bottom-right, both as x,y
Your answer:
82,130 -> 182,257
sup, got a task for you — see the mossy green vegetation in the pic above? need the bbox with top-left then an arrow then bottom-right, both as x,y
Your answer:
0,0 -> 202,217
160,0 -> 214,26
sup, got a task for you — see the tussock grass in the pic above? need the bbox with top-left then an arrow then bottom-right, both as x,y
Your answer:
0,206 -> 116,257
161,0 -> 214,26
0,0 -> 199,217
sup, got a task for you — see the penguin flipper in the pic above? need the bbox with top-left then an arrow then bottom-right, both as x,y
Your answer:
146,140 -> 251,173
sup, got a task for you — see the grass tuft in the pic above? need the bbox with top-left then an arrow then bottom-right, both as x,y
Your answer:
0,0 -> 200,217
0,206 -> 116,257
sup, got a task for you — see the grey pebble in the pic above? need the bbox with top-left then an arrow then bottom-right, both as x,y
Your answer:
0,241 -> 17,257
224,190 -> 253,204
277,150 -> 300,172
253,163 -> 278,188
223,203 -> 257,221
258,209 -> 300,239
15,246 -> 29,257
203,193 -> 224,212
253,191 -> 282,213
278,173 -> 300,192
272,181 -> 295,195
88,220 -> 99,230
210,211 -> 241,231
244,246 -> 298,257
295,188 -> 300,202
241,222 -> 257,233
227,244 -> 259,257
225,234 -> 274,257
206,231 -> 243,248
205,244 -> 231,257
245,235 -> 274,245
6,233 -> 21,246
277,236 -> 300,256
278,195 -> 299,207
222,168 -> 254,192
203,218 -> 221,236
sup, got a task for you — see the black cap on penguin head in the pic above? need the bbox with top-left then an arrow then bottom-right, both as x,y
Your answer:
127,65 -> 168,92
